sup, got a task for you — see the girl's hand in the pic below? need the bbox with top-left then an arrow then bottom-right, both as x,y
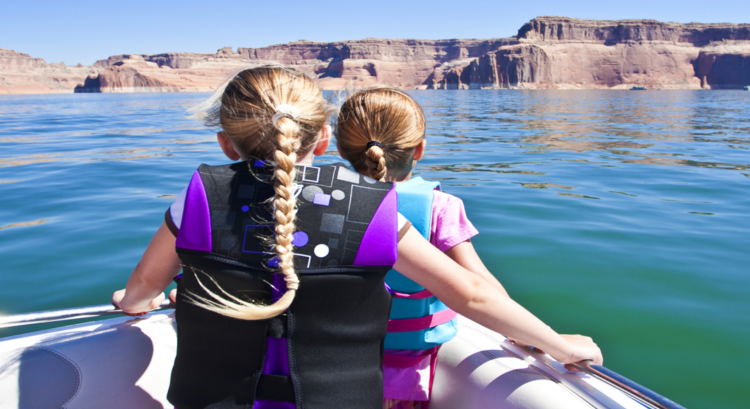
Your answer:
168,288 -> 178,304
507,335 -> 603,366
507,337 -> 531,347
506,334 -> 602,366
557,334 -> 603,366
112,289 -> 165,316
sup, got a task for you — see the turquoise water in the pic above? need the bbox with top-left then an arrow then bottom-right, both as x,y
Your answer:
1,91 -> 748,408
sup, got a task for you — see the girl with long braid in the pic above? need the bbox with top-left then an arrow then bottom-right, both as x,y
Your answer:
112,68 -> 601,409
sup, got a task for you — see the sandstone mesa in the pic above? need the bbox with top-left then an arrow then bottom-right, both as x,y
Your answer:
1,16 -> 749,94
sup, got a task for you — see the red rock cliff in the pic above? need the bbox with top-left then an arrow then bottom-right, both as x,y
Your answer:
3,17 -> 750,94
81,38 -> 516,92
0,49 -> 101,94
501,17 -> 750,89
427,17 -> 750,90
518,17 -> 750,44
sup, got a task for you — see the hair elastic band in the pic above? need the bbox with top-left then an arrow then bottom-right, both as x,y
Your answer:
366,140 -> 383,151
272,104 -> 301,126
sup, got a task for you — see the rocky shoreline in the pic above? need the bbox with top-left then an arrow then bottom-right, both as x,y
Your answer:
2,16 -> 749,94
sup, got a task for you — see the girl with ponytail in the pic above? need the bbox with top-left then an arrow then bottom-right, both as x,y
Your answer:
337,87 -> 603,409
111,73 -> 601,409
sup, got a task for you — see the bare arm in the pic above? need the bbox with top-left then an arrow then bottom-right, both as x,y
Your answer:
112,222 -> 182,314
395,227 -> 602,365
445,240 -> 509,297
445,240 -> 584,350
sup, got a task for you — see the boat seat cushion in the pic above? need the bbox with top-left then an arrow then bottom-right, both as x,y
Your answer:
0,347 -> 81,409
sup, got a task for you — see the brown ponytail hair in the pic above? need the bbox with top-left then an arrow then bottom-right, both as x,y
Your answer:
336,87 -> 425,182
188,67 -> 330,320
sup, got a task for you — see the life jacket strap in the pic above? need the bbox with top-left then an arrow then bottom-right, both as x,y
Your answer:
391,288 -> 434,299
268,315 -> 287,338
383,346 -> 440,368
387,308 -> 457,333
236,372 -> 296,404
256,374 -> 296,402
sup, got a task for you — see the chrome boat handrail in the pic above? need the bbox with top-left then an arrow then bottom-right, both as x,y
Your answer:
569,360 -> 687,409
0,299 -> 173,329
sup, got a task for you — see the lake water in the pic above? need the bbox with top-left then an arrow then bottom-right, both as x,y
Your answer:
1,91 -> 748,409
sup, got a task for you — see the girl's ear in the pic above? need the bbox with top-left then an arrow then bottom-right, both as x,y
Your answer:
313,125 -> 331,156
413,139 -> 427,161
217,132 -> 241,161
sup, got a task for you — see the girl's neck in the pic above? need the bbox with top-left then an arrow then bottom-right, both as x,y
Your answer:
384,156 -> 418,184
386,171 -> 414,184
296,149 -> 315,166
241,149 -> 316,167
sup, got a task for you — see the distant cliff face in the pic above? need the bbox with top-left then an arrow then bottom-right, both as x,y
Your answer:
3,17 -> 750,95
0,49 -> 100,94
693,42 -> 750,88
427,17 -> 750,90
79,38 -> 517,92
76,54 -> 247,93
517,17 -> 750,44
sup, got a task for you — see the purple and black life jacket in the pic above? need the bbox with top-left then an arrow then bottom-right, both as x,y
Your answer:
168,162 -> 398,409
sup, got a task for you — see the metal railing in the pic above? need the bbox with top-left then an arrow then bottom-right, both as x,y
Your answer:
569,360 -> 687,409
0,300 -> 173,329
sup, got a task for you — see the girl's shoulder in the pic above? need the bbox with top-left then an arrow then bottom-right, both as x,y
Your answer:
430,189 -> 478,251
432,190 -> 465,213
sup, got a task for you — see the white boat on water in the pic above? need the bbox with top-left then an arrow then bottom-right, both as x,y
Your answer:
0,307 -> 684,409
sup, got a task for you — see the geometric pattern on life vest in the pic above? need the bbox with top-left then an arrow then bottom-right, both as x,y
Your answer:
197,161 -> 393,270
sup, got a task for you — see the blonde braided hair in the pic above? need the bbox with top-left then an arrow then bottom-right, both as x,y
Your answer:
269,115 -> 301,295
186,67 -> 329,320
336,87 -> 425,182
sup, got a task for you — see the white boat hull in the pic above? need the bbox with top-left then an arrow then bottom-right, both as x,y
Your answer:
0,311 -> 653,409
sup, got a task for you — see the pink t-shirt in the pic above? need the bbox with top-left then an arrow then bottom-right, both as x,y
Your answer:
383,189 -> 478,401
429,190 -> 479,251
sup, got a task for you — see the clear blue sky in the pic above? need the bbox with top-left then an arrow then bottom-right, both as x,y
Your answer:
2,0 -> 748,66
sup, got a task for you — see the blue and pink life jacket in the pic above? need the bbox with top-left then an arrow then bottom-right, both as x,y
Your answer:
384,177 -> 458,356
